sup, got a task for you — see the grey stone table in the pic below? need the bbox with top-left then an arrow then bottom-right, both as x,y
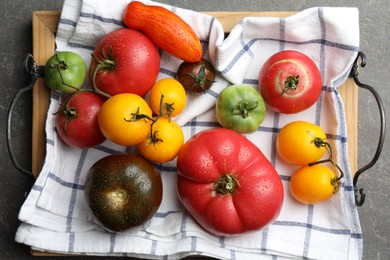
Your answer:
1,0 -> 388,259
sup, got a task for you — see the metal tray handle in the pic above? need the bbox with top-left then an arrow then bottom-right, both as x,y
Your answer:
349,51 -> 386,206
6,54 -> 44,178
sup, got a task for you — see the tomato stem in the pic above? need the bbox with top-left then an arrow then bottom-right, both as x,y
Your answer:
281,75 -> 299,95
232,100 -> 258,118
49,53 -> 80,92
90,46 -> 117,99
53,89 -> 94,136
213,174 -> 239,195
124,107 -> 154,122
308,140 -> 344,193
125,94 -> 173,146
187,63 -> 216,93
90,62 -> 112,99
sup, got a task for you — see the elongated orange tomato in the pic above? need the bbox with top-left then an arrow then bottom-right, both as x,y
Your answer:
123,1 -> 202,62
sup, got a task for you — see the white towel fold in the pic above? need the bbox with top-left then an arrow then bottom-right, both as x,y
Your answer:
15,0 -> 362,259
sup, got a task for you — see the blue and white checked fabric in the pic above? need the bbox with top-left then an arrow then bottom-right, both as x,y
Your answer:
15,0 -> 362,259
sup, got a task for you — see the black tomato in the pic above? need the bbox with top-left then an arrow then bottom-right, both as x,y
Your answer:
86,154 -> 163,232
176,58 -> 216,94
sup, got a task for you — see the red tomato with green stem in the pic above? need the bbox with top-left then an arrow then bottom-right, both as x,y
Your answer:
176,128 -> 284,236
55,90 -> 106,148
89,28 -> 160,98
258,50 -> 322,114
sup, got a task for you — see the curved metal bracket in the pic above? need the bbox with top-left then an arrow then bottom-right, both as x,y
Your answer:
6,54 -> 45,178
349,51 -> 386,206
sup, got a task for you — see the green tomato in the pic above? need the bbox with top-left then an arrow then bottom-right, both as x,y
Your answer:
44,51 -> 87,94
216,84 -> 266,134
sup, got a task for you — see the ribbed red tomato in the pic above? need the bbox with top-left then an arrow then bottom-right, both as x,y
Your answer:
176,128 -> 284,236
258,50 -> 322,114
89,28 -> 160,97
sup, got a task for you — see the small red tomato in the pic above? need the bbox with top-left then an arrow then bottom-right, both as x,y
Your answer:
55,91 -> 106,148
89,28 -> 160,97
258,50 -> 322,114
176,58 -> 216,94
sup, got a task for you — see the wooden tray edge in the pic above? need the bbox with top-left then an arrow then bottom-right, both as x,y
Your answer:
32,11 -> 60,177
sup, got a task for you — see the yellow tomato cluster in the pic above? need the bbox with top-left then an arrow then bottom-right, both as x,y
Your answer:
276,121 -> 341,205
98,78 -> 186,163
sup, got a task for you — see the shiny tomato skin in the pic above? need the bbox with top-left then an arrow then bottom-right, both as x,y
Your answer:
55,91 -> 106,148
45,51 -> 87,94
149,78 -> 187,117
216,84 -> 266,134
290,164 -> 338,205
176,58 -> 216,94
86,154 -> 163,232
276,121 -> 327,166
176,128 -> 284,236
98,93 -> 152,147
89,28 -> 160,97
258,50 -> 322,114
137,117 -> 184,163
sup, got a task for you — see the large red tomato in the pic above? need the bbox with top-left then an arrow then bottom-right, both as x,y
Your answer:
55,91 -> 106,148
89,28 -> 160,97
258,50 -> 322,114
176,128 -> 284,236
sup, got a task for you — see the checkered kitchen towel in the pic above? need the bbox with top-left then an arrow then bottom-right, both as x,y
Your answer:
15,0 -> 362,259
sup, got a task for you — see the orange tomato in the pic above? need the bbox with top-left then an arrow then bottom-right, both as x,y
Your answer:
123,1 -> 202,62
290,164 -> 339,204
149,78 -> 186,117
98,93 -> 152,146
137,117 -> 184,163
276,121 -> 327,165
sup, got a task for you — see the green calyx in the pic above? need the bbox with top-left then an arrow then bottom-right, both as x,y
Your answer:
232,100 -> 259,118
213,174 -> 240,195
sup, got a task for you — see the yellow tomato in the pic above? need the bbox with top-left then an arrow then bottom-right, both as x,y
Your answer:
276,121 -> 327,165
290,164 -> 339,204
98,93 -> 152,146
137,117 -> 184,163
149,78 -> 186,117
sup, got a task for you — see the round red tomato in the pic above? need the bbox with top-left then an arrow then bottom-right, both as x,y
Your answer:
89,28 -> 160,97
55,91 -> 106,148
176,128 -> 284,236
258,50 -> 322,114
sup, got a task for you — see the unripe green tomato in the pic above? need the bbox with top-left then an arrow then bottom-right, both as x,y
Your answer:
45,51 -> 87,93
216,84 -> 266,134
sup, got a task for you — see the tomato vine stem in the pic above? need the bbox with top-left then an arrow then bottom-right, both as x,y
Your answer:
90,46 -> 116,99
49,53 -> 80,92
124,94 -> 173,146
308,139 -> 344,193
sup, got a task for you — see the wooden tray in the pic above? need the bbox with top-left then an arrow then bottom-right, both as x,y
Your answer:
30,9 -> 358,257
